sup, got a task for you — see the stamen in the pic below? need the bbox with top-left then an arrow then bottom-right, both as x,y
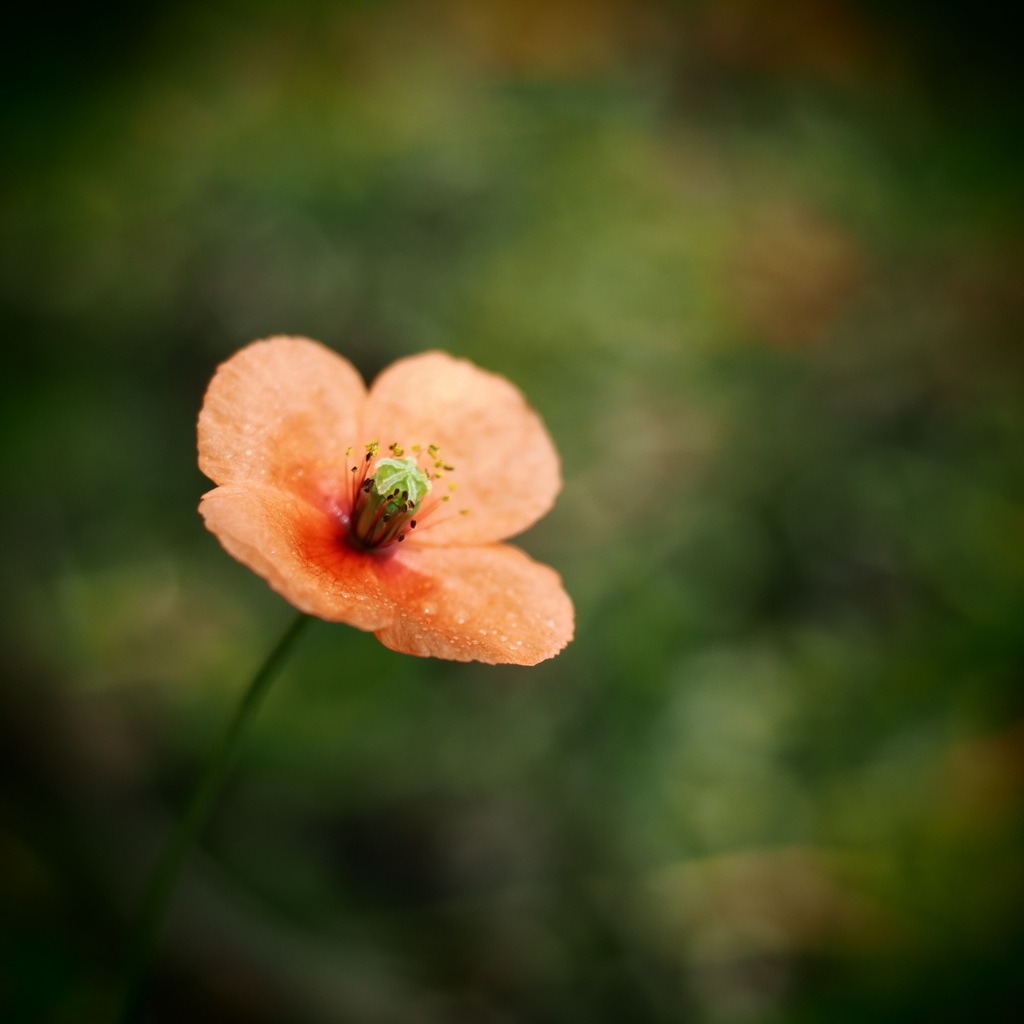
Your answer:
343,434 -> 472,550
344,448 -> 435,551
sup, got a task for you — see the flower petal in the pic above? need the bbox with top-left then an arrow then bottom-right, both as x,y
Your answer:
199,484 -> 400,631
198,336 -> 366,495
361,352 -> 561,545
373,543 -> 575,665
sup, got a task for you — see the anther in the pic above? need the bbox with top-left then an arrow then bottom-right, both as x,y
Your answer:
398,534 -> 405,541
410,520 -> 417,528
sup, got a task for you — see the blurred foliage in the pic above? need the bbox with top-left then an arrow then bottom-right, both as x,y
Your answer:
2,1 -> 1024,1021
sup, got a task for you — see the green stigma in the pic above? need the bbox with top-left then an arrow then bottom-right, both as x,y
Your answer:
373,457 -> 431,510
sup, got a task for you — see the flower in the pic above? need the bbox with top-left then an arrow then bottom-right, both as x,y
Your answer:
197,337 -> 574,665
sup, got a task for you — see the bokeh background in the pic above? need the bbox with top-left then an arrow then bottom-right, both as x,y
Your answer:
3,1 -> 1023,1021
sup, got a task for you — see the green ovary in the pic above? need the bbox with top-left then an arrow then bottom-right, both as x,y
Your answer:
372,457 -> 432,510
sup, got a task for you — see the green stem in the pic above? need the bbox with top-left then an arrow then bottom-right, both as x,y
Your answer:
118,611 -> 313,1024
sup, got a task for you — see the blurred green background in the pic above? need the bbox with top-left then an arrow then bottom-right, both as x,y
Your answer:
3,1 -> 1024,1021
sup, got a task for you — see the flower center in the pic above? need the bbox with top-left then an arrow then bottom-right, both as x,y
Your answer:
344,441 -> 464,550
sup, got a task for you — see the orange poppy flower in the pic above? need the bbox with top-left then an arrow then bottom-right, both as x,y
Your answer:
197,337 -> 574,665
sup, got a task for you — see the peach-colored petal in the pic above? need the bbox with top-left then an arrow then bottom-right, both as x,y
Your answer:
373,543 -> 574,665
361,352 -> 561,546
199,484 -> 400,631
198,336 -> 366,495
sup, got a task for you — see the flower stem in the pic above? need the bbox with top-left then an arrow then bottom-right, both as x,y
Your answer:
118,611 -> 313,1024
